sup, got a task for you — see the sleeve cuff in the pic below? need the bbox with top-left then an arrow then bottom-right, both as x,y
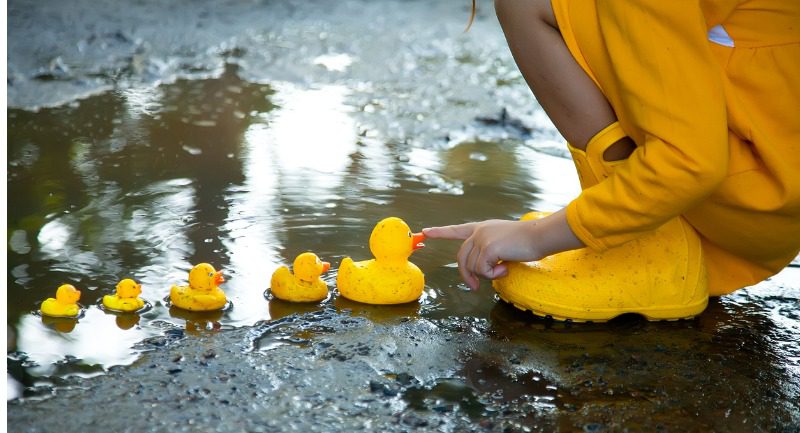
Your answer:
566,199 -> 610,252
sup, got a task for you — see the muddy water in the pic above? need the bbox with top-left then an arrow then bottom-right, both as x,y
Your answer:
7,0 -> 800,430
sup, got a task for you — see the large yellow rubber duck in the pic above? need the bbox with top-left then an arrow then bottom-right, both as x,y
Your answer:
40,284 -> 82,318
270,252 -> 331,302
102,278 -> 145,313
337,217 -> 426,304
170,263 -> 227,311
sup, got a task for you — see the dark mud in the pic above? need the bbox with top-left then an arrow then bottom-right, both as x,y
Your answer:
7,0 -> 800,431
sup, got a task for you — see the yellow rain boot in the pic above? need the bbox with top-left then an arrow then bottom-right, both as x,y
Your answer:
493,123 -> 709,322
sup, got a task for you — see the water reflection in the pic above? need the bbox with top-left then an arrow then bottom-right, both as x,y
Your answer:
112,314 -> 142,331
267,298 -> 327,322
8,66 -> 276,384
168,307 -> 224,335
16,308 -> 146,377
334,296 -> 422,324
268,83 -> 356,184
222,83 -> 358,323
39,316 -> 80,334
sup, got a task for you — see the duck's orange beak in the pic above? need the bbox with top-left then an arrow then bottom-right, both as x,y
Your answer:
321,262 -> 331,273
411,232 -> 426,251
214,271 -> 225,285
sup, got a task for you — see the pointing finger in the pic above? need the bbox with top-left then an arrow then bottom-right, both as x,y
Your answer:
422,223 -> 477,241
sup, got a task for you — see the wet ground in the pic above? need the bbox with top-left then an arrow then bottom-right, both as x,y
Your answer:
7,0 -> 800,431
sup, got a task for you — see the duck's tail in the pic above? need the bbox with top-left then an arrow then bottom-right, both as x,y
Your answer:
337,257 -> 354,286
169,284 -> 183,301
270,266 -> 290,291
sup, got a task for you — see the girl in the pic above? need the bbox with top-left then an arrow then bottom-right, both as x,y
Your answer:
424,0 -> 800,321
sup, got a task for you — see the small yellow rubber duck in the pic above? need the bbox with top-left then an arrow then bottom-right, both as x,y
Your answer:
40,284 -> 82,318
337,217 -> 426,304
102,278 -> 145,313
270,252 -> 331,302
170,263 -> 227,311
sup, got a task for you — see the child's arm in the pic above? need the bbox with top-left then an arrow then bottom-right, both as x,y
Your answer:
562,1 -> 728,251
496,0 -> 728,252
423,208 -> 584,290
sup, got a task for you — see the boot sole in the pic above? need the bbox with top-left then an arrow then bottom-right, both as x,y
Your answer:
496,294 -> 708,323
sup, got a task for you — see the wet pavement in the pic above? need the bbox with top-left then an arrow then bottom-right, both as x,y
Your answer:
7,0 -> 800,431
8,286 -> 800,432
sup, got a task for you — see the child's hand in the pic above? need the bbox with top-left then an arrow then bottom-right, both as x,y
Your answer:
423,209 -> 584,290
423,219 -> 543,290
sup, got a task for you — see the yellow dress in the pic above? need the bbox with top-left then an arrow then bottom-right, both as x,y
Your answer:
552,0 -> 800,295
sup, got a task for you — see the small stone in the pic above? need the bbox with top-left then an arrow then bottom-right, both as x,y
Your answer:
583,423 -> 604,433
395,373 -> 414,386
369,381 -> 383,393
432,404 -> 452,413
401,414 -> 428,428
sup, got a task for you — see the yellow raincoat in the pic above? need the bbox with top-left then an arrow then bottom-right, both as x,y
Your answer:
554,0 -> 800,295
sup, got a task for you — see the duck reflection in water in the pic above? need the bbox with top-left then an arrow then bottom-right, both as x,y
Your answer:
40,315 -> 79,334
168,306 -> 223,334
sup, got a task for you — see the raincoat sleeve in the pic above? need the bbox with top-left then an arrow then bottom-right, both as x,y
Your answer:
564,1 -> 730,251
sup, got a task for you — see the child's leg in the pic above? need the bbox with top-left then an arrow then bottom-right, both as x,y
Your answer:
494,0 -> 634,161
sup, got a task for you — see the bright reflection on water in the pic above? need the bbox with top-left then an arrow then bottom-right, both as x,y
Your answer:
223,83 -> 358,322
313,53 -> 354,72
16,308 -> 147,376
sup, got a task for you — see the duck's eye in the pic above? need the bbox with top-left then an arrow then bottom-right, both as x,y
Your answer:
408,232 -> 412,238
208,272 -> 214,277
